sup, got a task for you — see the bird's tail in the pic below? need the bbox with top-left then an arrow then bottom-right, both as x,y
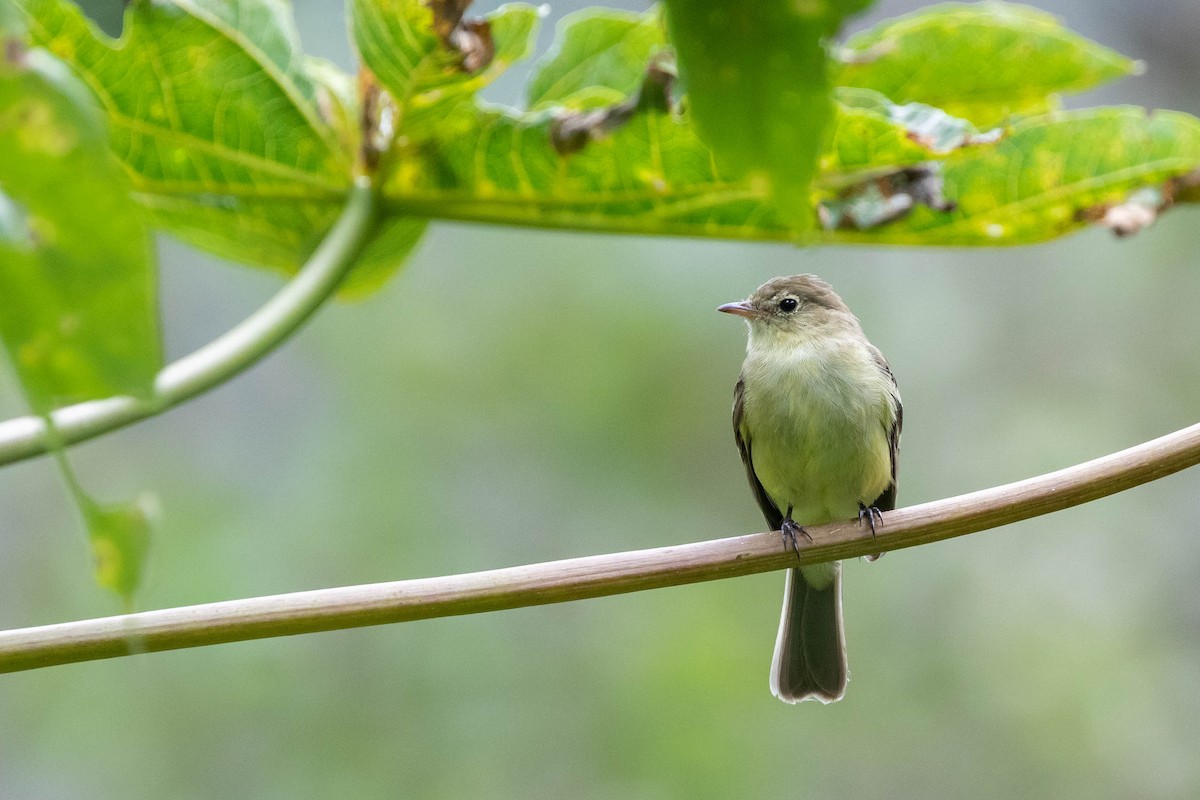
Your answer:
769,563 -> 847,704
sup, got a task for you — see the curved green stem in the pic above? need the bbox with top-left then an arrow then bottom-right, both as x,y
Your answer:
0,178 -> 380,467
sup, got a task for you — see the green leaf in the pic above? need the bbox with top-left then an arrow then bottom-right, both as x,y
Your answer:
15,0 -> 360,276
83,492 -> 156,605
350,0 -> 540,139
835,2 -> 1138,128
386,98 -> 1200,247
662,0 -> 873,231
383,76 -> 986,237
306,55 -> 362,162
825,108 -> 1200,244
0,42 -> 160,410
384,102 -> 751,236
824,88 -> 999,184
338,216 -> 428,298
526,7 -> 664,110
517,9 -> 991,185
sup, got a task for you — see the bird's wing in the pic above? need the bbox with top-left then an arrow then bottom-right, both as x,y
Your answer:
733,376 -> 785,531
868,345 -> 902,513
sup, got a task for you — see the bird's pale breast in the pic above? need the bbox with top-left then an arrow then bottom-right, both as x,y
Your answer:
740,338 -> 894,526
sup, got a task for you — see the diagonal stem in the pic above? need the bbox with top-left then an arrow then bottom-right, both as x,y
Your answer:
0,178 -> 380,468
2,419 -> 1198,674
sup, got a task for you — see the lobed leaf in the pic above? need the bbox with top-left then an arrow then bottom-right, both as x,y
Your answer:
4,0 -> 1183,292
12,0 -> 402,280
385,98 -> 1200,246
383,76 -> 996,238
835,2 -> 1138,128
0,42 -> 160,410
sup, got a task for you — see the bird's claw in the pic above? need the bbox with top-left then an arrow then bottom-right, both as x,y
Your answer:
859,502 -> 884,562
857,503 -> 884,537
780,511 -> 809,564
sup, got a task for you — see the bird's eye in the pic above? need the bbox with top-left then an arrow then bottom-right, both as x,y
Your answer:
778,297 -> 799,313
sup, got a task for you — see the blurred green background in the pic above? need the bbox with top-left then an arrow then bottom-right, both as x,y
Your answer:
3,1 -> 1200,797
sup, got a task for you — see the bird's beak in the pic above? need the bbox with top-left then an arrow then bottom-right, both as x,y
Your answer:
718,301 -> 759,319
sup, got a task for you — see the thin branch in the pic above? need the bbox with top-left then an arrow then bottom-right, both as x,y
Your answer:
3,420 -> 1198,674
0,178 -> 380,468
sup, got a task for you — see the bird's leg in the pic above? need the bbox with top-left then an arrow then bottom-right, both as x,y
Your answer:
780,505 -> 810,564
858,502 -> 885,563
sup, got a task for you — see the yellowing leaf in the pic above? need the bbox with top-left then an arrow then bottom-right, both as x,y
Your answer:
84,492 -> 157,605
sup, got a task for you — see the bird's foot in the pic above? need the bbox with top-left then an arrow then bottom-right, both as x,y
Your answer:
857,503 -> 884,536
781,508 -> 810,564
859,502 -> 884,562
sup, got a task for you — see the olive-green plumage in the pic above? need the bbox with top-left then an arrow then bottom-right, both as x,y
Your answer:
720,275 -> 901,703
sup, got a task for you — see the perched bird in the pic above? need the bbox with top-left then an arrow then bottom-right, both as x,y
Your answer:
719,275 -> 901,703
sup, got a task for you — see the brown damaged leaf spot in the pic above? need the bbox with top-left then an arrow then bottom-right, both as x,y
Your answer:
1163,167 -> 1200,204
1097,202 -> 1157,237
1077,189 -> 1160,237
1077,169 -> 1200,237
904,126 -> 1002,153
819,165 -> 956,230
4,38 -> 27,66
550,62 -> 677,157
429,0 -> 472,38
905,131 -> 935,150
430,0 -> 495,74
357,69 -> 393,174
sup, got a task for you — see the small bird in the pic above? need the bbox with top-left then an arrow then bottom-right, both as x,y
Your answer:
719,275 -> 901,704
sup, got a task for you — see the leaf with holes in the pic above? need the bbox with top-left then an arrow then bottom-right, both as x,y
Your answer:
350,0 -> 540,139
826,108 -> 1200,243
385,97 -> 1200,246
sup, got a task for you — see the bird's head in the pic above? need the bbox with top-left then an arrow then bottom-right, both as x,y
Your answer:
719,274 -> 856,348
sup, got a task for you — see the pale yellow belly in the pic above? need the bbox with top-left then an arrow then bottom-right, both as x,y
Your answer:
742,350 -> 894,526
